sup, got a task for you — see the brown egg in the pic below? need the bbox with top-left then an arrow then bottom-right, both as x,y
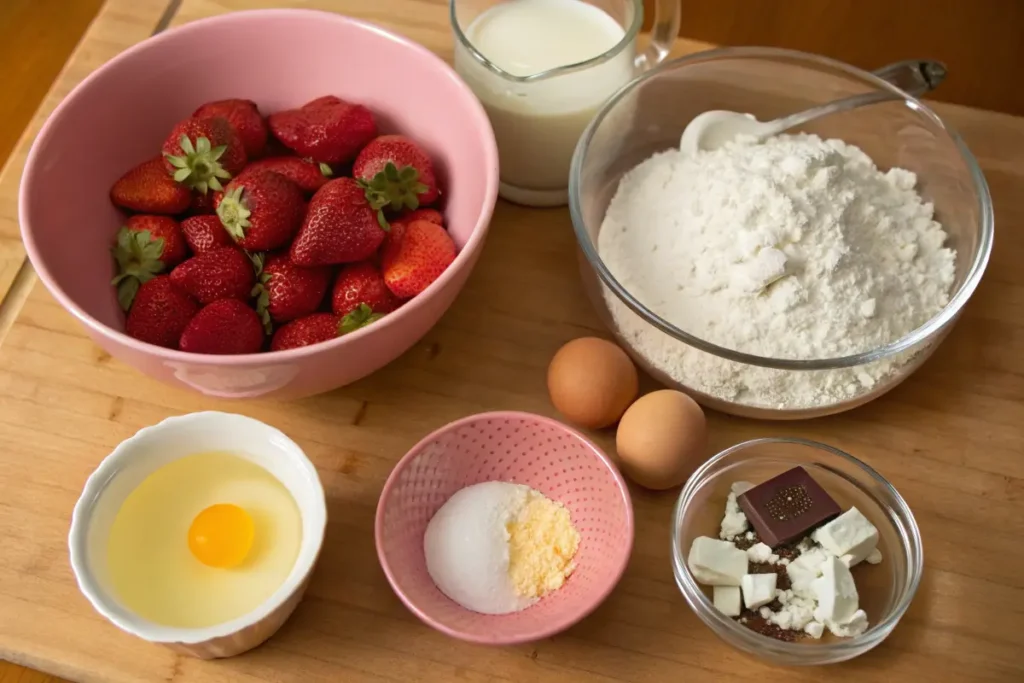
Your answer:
547,337 -> 638,429
615,389 -> 707,490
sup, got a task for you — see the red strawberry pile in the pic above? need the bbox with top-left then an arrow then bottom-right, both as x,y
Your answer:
108,96 -> 456,354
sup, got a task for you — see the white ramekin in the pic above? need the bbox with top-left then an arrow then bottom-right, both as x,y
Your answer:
68,411 -> 327,659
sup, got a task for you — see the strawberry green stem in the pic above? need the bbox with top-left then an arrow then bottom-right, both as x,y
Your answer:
339,303 -> 383,335
248,252 -> 273,334
110,227 -> 166,311
357,162 -> 429,232
217,186 -> 252,242
164,134 -> 232,194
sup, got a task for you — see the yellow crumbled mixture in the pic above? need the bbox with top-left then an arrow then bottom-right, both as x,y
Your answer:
506,492 -> 581,599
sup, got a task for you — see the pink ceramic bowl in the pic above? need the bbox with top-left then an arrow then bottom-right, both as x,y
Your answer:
20,9 -> 498,400
375,411 -> 634,645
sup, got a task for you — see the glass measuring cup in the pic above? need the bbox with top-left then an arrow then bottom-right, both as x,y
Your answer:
451,0 -> 681,207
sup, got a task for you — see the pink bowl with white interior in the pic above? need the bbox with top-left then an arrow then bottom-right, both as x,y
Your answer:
19,9 -> 498,400
375,411 -> 634,645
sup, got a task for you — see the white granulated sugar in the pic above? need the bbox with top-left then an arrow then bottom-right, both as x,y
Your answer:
597,133 -> 957,409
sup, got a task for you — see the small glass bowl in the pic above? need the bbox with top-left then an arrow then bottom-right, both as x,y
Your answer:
569,47 -> 994,419
670,438 -> 922,666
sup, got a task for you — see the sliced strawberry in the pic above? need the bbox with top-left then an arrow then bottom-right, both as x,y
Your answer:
110,157 -> 191,215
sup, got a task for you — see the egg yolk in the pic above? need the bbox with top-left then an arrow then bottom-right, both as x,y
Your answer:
188,503 -> 254,568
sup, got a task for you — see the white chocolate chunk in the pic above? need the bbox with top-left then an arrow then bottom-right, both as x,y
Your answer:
746,542 -> 779,564
741,573 -> 777,610
804,621 -> 825,639
813,507 -> 879,566
812,556 -> 860,623
787,547 -> 828,598
688,536 -> 748,586
713,586 -> 742,617
826,609 -> 869,637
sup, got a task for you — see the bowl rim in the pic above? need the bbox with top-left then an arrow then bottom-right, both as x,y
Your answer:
374,410 -> 636,645
569,45 -> 994,371
670,436 -> 924,660
67,411 -> 327,644
19,8 -> 499,365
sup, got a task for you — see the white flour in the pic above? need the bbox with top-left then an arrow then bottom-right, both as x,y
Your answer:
597,133 -> 956,409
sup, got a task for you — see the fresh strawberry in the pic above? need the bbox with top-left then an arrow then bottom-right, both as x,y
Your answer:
242,157 -> 332,195
382,219 -> 456,298
124,215 -> 187,265
252,252 -> 331,325
290,177 -> 386,267
270,313 -> 340,351
110,217 -> 187,311
216,170 -> 305,251
332,262 -> 399,318
193,99 -> 268,159
162,116 -> 247,194
181,215 -> 232,254
170,247 -> 255,305
267,96 -> 377,165
110,157 -> 191,214
125,276 -> 199,348
188,189 -> 222,215
372,209 -> 443,267
397,208 -> 444,226
354,135 -> 440,215
179,299 -> 264,355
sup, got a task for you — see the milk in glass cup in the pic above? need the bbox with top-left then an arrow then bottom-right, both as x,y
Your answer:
451,0 -> 680,207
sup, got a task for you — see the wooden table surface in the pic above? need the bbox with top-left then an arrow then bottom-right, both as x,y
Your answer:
1,0 -> 1022,681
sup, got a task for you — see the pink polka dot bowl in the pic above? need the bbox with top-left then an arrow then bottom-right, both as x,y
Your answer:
375,411 -> 634,645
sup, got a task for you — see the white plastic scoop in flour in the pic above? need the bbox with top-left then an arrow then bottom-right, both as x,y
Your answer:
679,59 -> 947,156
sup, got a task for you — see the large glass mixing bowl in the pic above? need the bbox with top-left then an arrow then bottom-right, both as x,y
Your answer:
569,47 -> 993,419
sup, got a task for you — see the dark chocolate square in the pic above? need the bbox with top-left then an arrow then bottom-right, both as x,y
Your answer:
737,466 -> 840,548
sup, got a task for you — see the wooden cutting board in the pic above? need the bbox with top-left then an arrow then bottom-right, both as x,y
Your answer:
1,0 -> 1022,681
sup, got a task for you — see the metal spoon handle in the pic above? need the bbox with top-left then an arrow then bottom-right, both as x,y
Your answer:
770,59 -> 948,135
873,59 -> 948,97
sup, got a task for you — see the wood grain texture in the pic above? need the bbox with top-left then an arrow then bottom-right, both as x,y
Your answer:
0,0 -> 1022,682
0,0 -> 170,348
0,664 -> 61,683
0,0 -> 104,679
648,0 -> 1024,115
0,0 -> 104,349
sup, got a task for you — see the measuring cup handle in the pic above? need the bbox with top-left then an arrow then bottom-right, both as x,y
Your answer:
635,0 -> 682,71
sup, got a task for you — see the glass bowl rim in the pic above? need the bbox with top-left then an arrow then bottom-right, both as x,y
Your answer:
568,45 -> 994,371
669,436 -> 924,659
